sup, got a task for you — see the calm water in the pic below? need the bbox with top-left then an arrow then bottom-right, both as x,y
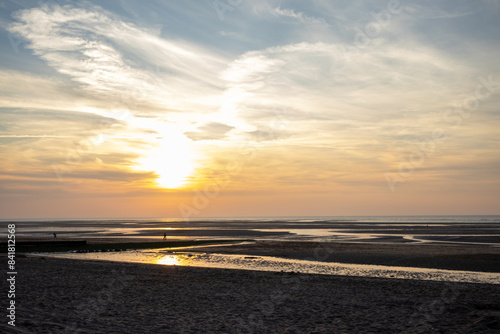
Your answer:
43,248 -> 500,284
3,215 -> 500,245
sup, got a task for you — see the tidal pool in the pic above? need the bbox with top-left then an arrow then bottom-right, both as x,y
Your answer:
38,248 -> 500,284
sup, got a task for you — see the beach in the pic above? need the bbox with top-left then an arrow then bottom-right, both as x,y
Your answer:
3,238 -> 500,334
4,218 -> 500,333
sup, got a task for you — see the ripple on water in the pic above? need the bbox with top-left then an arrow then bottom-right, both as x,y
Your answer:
37,249 -> 500,285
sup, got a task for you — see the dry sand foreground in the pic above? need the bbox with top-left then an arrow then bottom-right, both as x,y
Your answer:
2,256 -> 500,334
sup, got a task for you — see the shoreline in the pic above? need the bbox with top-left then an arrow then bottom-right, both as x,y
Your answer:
11,238 -> 500,273
151,239 -> 500,273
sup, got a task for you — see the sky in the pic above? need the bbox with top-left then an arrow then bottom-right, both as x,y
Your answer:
0,0 -> 499,219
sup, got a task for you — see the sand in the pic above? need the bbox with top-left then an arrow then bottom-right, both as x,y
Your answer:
12,237 -> 500,273
2,253 -> 500,334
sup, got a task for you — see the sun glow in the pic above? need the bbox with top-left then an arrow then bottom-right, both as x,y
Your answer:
156,255 -> 180,266
137,128 -> 196,189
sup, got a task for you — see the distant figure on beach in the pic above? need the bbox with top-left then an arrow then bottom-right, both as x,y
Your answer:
163,232 -> 166,240
53,232 -> 57,239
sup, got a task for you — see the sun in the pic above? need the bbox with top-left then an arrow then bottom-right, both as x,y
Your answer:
156,255 -> 180,266
137,128 -> 196,189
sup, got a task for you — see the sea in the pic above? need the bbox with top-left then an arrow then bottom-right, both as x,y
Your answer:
2,215 -> 500,246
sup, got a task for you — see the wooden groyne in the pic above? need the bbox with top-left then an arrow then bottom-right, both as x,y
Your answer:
1,240 -> 87,247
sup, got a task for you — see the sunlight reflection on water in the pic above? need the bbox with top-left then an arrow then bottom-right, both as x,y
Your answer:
40,249 -> 500,285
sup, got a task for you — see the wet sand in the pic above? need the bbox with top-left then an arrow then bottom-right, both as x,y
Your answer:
12,235 -> 500,273
178,240 -> 500,273
9,218 -> 500,246
4,256 -> 500,334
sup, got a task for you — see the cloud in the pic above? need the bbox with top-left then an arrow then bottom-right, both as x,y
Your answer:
272,6 -> 328,25
404,2 -> 480,19
245,128 -> 290,142
0,108 -> 119,137
209,34 -> 500,192
219,40 -> 468,138
184,122 -> 234,141
8,3 -> 226,114
3,3 -> 237,191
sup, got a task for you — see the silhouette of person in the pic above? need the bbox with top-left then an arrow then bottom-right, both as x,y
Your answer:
53,232 -> 57,239
163,232 -> 166,240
